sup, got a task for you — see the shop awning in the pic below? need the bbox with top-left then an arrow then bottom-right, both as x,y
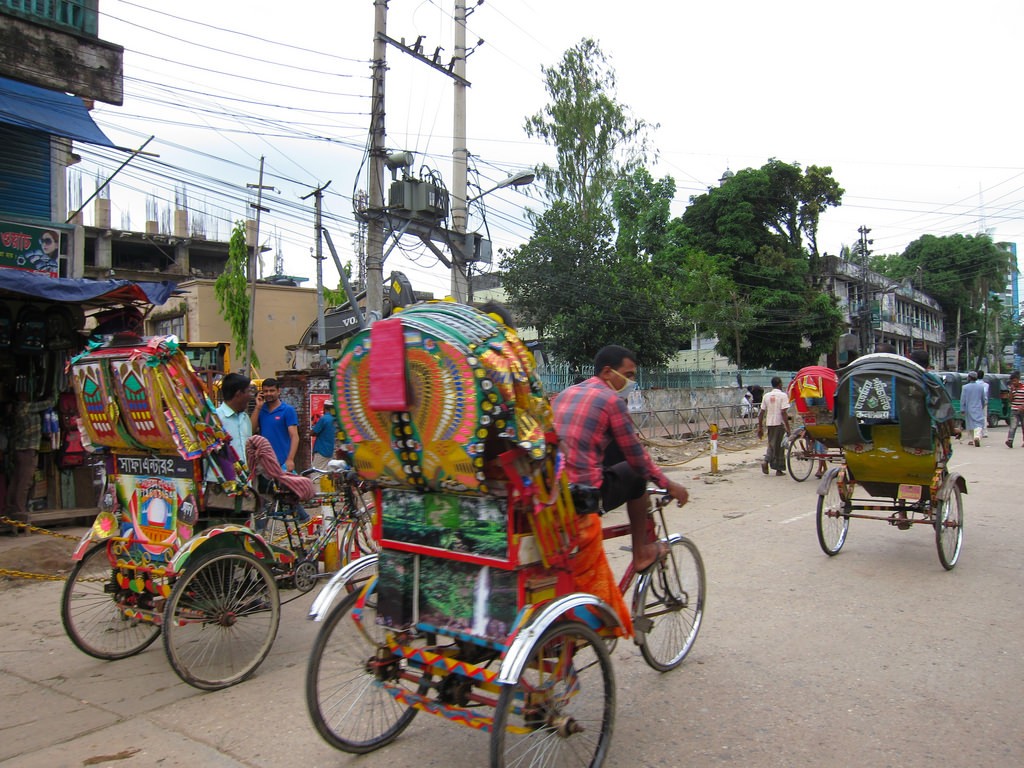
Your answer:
0,268 -> 175,307
0,75 -> 114,147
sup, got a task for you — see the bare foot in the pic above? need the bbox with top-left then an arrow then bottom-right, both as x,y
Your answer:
633,540 -> 670,572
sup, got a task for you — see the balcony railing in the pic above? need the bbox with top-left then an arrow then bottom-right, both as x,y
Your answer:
3,0 -> 97,37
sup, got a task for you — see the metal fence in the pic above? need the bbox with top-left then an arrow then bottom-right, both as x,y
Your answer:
536,364 -> 793,395
631,404 -> 758,441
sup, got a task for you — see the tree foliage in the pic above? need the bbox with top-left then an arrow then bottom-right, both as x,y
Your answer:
524,38 -> 655,222
872,233 -> 1015,368
214,220 -> 259,370
504,42 -> 684,367
677,160 -> 845,368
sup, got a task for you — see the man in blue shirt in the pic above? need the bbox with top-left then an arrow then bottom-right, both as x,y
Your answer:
250,378 -> 299,471
310,400 -> 337,471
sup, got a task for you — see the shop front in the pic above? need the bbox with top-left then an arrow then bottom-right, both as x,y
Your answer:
0,268 -> 175,531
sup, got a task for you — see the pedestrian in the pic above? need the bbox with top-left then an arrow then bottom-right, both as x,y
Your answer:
758,376 -> 790,476
310,400 -> 337,472
250,377 -> 307,524
4,386 -> 52,533
250,378 -> 298,471
960,371 -> 987,447
977,369 -> 990,438
1006,371 -> 1024,448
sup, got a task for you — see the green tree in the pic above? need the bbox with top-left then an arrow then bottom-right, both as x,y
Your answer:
873,233 -> 1015,368
678,160 -> 845,368
524,37 -> 655,222
504,41 -> 684,367
214,221 -> 259,370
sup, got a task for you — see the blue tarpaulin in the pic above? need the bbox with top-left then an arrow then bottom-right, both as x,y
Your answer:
0,75 -> 114,147
0,268 -> 175,306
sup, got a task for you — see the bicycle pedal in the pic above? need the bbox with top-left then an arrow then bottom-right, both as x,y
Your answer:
632,616 -> 654,635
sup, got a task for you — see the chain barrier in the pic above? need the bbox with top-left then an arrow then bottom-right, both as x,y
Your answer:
1,515 -> 82,584
1,515 -> 81,541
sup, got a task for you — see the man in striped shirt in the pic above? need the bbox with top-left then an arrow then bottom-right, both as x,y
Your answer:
553,345 -> 689,572
1006,371 -> 1024,448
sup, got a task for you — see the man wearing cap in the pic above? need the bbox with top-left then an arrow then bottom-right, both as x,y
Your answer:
311,400 -> 338,472
960,370 -> 987,447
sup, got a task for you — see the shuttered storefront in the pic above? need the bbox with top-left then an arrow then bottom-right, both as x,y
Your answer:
0,124 -> 50,220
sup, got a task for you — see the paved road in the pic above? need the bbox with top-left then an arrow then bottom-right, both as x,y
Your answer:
1,431 -> 1021,767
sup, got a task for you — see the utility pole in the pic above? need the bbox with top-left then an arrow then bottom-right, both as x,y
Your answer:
450,0 -> 470,302
244,157 -> 273,376
364,0 -> 388,318
302,182 -> 331,367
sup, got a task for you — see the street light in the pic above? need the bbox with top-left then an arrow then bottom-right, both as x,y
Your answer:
959,330 -> 978,372
466,170 -> 536,204
451,170 -> 536,302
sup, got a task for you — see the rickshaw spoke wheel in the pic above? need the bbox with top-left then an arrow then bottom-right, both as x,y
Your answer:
816,474 -> 850,556
490,621 -> 614,768
935,485 -> 964,570
636,537 -> 705,672
61,541 -> 162,660
787,434 -> 815,482
306,571 -> 425,754
162,550 -> 280,690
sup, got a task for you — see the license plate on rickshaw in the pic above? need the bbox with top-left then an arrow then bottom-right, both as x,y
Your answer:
897,484 -> 922,501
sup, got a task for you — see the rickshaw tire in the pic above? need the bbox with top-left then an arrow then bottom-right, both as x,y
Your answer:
636,537 -> 705,672
306,586 -> 423,753
61,541 -> 162,660
816,475 -> 850,556
786,434 -> 815,482
490,621 -> 614,768
162,549 -> 280,690
935,485 -> 964,570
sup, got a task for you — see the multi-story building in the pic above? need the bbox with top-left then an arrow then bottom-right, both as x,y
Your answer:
825,254 -> 945,365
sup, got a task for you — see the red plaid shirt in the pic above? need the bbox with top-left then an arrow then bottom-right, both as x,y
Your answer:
552,377 -> 669,488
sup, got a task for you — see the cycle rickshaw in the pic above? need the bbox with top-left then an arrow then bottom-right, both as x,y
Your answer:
815,353 -> 966,569
304,301 -> 705,767
59,335 -> 371,689
785,365 -> 843,481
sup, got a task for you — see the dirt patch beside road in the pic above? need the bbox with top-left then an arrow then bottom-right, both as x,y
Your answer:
0,531 -> 83,592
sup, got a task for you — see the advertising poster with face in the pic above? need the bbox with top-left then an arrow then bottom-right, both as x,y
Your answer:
0,222 -> 60,276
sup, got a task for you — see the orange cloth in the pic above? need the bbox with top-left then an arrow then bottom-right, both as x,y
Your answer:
570,513 -> 633,637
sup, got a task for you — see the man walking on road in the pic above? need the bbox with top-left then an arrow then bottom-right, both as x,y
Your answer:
1006,371 -> 1024,448
759,376 -> 790,476
960,371 -> 987,447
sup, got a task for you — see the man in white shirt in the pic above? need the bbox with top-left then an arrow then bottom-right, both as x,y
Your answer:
205,373 -> 253,504
758,376 -> 791,476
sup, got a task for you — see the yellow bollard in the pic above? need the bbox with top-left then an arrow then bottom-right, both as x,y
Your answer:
710,423 -> 719,474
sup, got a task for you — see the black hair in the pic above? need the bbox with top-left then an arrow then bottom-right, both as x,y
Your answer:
593,345 -> 636,376
909,350 -> 929,368
771,376 -> 783,389
262,377 -> 279,388
221,372 -> 251,400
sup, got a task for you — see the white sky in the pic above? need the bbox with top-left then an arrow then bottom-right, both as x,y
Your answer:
84,0 -> 1024,300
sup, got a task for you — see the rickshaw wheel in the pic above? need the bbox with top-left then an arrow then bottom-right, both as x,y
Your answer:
816,474 -> 850,556
162,549 -> 280,690
636,537 -> 705,672
935,485 -> 964,570
786,434 -> 815,482
61,541 -> 162,660
306,575 -> 425,753
293,560 -> 319,593
490,621 -> 614,768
